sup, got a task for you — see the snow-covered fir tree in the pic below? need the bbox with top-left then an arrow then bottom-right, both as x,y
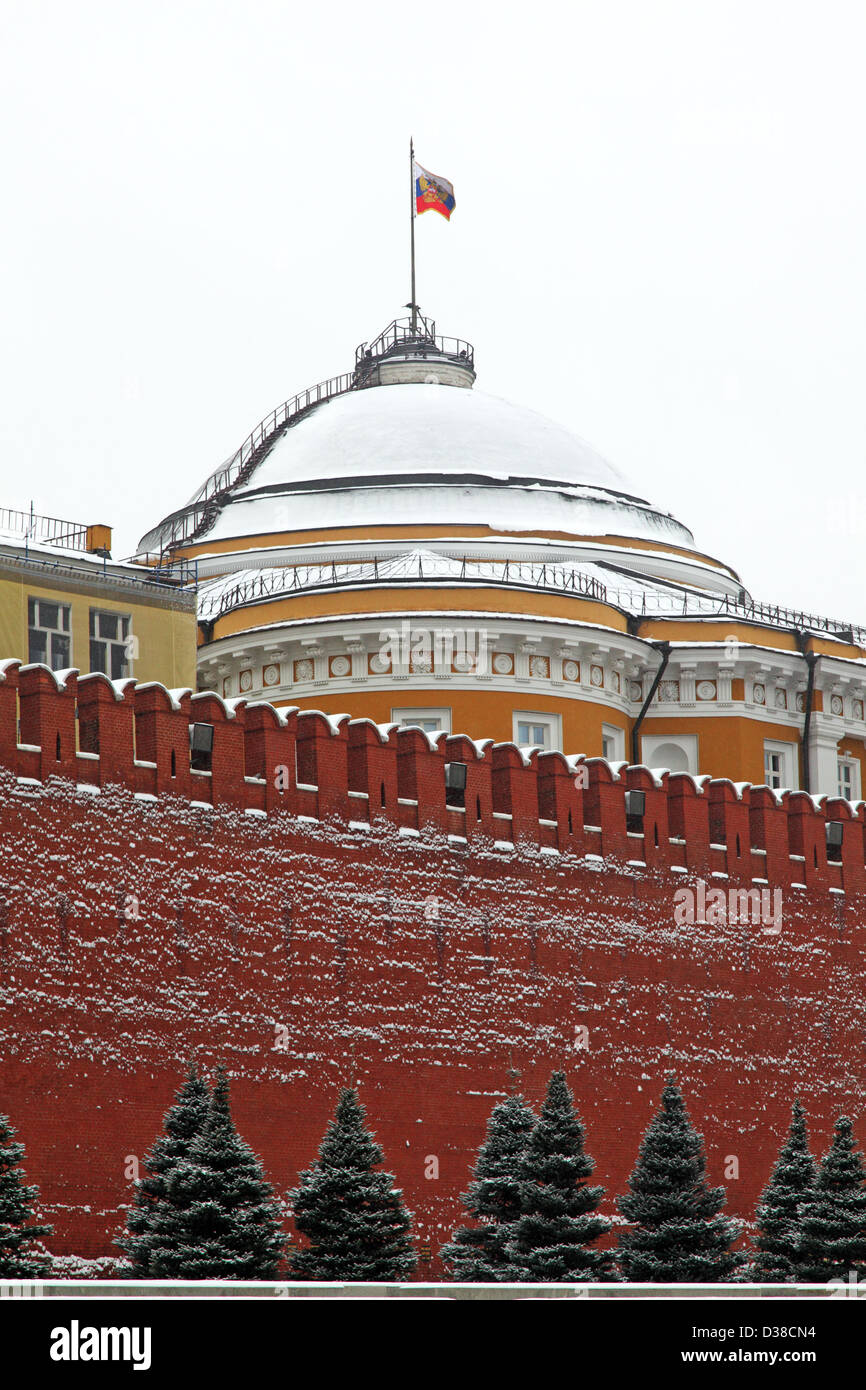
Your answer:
440,1092 -> 536,1280
139,1067 -> 284,1279
505,1072 -> 612,1282
798,1116 -> 866,1283
118,1061 -> 211,1275
752,1100 -> 817,1282
0,1113 -> 52,1277
289,1088 -> 415,1281
616,1078 -> 740,1282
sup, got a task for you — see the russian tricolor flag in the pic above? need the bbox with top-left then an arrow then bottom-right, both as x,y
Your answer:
413,161 -> 455,220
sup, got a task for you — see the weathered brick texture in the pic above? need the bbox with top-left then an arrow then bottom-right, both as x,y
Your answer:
0,661 -> 864,1273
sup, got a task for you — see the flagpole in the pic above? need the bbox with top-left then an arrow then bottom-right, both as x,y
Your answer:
409,136 -> 417,334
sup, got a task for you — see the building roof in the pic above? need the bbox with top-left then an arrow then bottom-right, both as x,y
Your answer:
204,381 -> 696,551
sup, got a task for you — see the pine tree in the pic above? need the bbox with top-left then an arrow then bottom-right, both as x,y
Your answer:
752,1100 -> 817,1282
289,1088 -> 415,1281
798,1116 -> 866,1283
143,1067 -> 285,1279
440,1092 -> 536,1280
0,1114 -> 52,1277
118,1061 -> 211,1275
616,1078 -> 740,1282
505,1071 -> 612,1282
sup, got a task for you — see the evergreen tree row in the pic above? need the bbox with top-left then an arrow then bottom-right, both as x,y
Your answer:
117,1064 -> 415,1281
442,1076 -> 866,1284
3,1072 -> 866,1284
752,1101 -> 866,1282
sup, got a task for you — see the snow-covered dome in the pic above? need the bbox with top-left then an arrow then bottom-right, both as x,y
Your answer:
138,316 -> 741,603
203,381 -> 694,550
241,384 -> 635,495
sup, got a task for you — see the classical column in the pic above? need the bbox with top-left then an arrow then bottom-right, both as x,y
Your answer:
808,715 -> 840,798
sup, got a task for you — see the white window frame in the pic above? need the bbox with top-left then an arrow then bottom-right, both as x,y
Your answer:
602,723 -> 627,763
763,739 -> 798,791
513,710 -> 562,751
837,756 -> 861,802
89,608 -> 133,679
28,596 -> 72,671
640,732 -> 698,774
392,707 -> 451,734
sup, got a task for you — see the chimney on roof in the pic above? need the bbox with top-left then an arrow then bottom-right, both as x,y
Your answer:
85,524 -> 112,557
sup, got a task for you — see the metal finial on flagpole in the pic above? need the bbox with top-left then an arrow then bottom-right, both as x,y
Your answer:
409,137 -> 417,335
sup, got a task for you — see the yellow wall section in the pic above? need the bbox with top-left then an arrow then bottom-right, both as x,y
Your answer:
640,714 -> 800,786
258,690 -> 836,789
265,687 -> 630,758
635,621 -> 865,663
0,573 -> 197,688
809,636 -> 865,661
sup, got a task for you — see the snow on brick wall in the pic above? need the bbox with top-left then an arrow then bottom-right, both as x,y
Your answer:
1,659 -> 866,1272
1,759 -> 865,1273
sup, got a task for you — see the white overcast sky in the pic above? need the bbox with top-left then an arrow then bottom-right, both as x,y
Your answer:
1,1 -> 864,622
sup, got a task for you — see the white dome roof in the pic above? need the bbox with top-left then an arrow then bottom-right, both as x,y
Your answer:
204,382 -> 695,550
240,384 -> 635,495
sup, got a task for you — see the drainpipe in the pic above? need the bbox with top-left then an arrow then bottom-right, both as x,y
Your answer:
631,641 -> 671,765
794,629 -> 819,794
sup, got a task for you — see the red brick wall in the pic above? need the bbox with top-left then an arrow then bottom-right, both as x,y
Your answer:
0,660 -> 865,1273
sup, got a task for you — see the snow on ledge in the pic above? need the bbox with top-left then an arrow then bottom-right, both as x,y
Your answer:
18,662 -> 78,691
135,682 -> 192,711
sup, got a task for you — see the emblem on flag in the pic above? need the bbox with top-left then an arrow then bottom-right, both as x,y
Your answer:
413,161 -> 455,221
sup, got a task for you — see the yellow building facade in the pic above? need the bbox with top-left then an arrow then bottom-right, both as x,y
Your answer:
0,510 -> 197,689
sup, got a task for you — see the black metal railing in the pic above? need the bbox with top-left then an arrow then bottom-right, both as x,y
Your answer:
126,553 -> 199,588
137,371 -> 359,554
184,372 -> 358,510
199,555 -> 607,622
137,317 -> 477,557
605,584 -> 866,645
0,505 -> 90,551
198,551 -> 866,647
354,317 -> 475,385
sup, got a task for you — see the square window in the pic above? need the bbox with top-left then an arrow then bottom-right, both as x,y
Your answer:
392,707 -> 451,734
513,711 -> 561,751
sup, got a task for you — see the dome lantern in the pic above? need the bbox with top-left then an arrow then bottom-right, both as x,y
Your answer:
353,315 -> 476,390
